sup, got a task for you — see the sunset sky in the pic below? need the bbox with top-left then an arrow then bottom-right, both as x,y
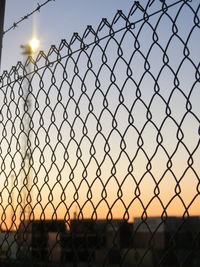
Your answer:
1,0 -> 131,72
0,0 -> 199,230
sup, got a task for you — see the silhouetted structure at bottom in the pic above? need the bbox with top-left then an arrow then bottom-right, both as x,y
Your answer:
132,216 -> 200,267
17,220 -> 66,262
1,216 -> 200,266
61,219 -> 133,265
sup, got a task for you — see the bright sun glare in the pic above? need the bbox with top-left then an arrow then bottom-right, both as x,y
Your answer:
29,38 -> 40,52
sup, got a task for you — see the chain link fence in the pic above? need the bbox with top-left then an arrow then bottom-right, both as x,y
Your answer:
0,0 -> 199,266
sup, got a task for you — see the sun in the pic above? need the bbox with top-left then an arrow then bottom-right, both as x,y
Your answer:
29,38 -> 40,53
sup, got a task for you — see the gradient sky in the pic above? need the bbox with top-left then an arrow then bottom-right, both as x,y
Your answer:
0,0 -> 199,229
1,0 -> 132,72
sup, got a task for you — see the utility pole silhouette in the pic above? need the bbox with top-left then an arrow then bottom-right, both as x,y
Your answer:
21,44 -> 33,221
0,0 -> 6,68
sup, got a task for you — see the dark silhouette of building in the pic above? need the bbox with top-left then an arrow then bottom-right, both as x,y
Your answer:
61,219 -> 133,265
15,216 -> 200,266
132,216 -> 200,266
17,220 -> 66,262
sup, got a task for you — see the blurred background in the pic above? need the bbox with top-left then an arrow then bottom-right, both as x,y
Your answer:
1,0 -> 132,72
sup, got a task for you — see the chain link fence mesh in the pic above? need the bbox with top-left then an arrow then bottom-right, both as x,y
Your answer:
0,0 -> 199,266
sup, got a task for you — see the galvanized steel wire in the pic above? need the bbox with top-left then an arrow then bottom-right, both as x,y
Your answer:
3,0 -> 56,35
0,0 -> 199,266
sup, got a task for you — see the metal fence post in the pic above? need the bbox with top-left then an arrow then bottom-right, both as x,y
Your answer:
0,0 -> 6,68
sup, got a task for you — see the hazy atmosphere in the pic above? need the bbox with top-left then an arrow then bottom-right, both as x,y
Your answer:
0,0 -> 199,266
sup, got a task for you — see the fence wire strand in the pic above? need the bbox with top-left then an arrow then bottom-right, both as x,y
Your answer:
3,0 -> 56,36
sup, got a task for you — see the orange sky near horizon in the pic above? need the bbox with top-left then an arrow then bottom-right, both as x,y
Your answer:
0,0 -> 199,232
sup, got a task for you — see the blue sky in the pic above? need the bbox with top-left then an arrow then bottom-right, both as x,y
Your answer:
1,0 -> 132,72
0,0 -> 199,224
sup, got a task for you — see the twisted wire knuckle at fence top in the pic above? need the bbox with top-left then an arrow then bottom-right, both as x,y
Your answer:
0,0 -> 199,266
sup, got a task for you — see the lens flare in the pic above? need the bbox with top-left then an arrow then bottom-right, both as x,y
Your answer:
29,38 -> 40,53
